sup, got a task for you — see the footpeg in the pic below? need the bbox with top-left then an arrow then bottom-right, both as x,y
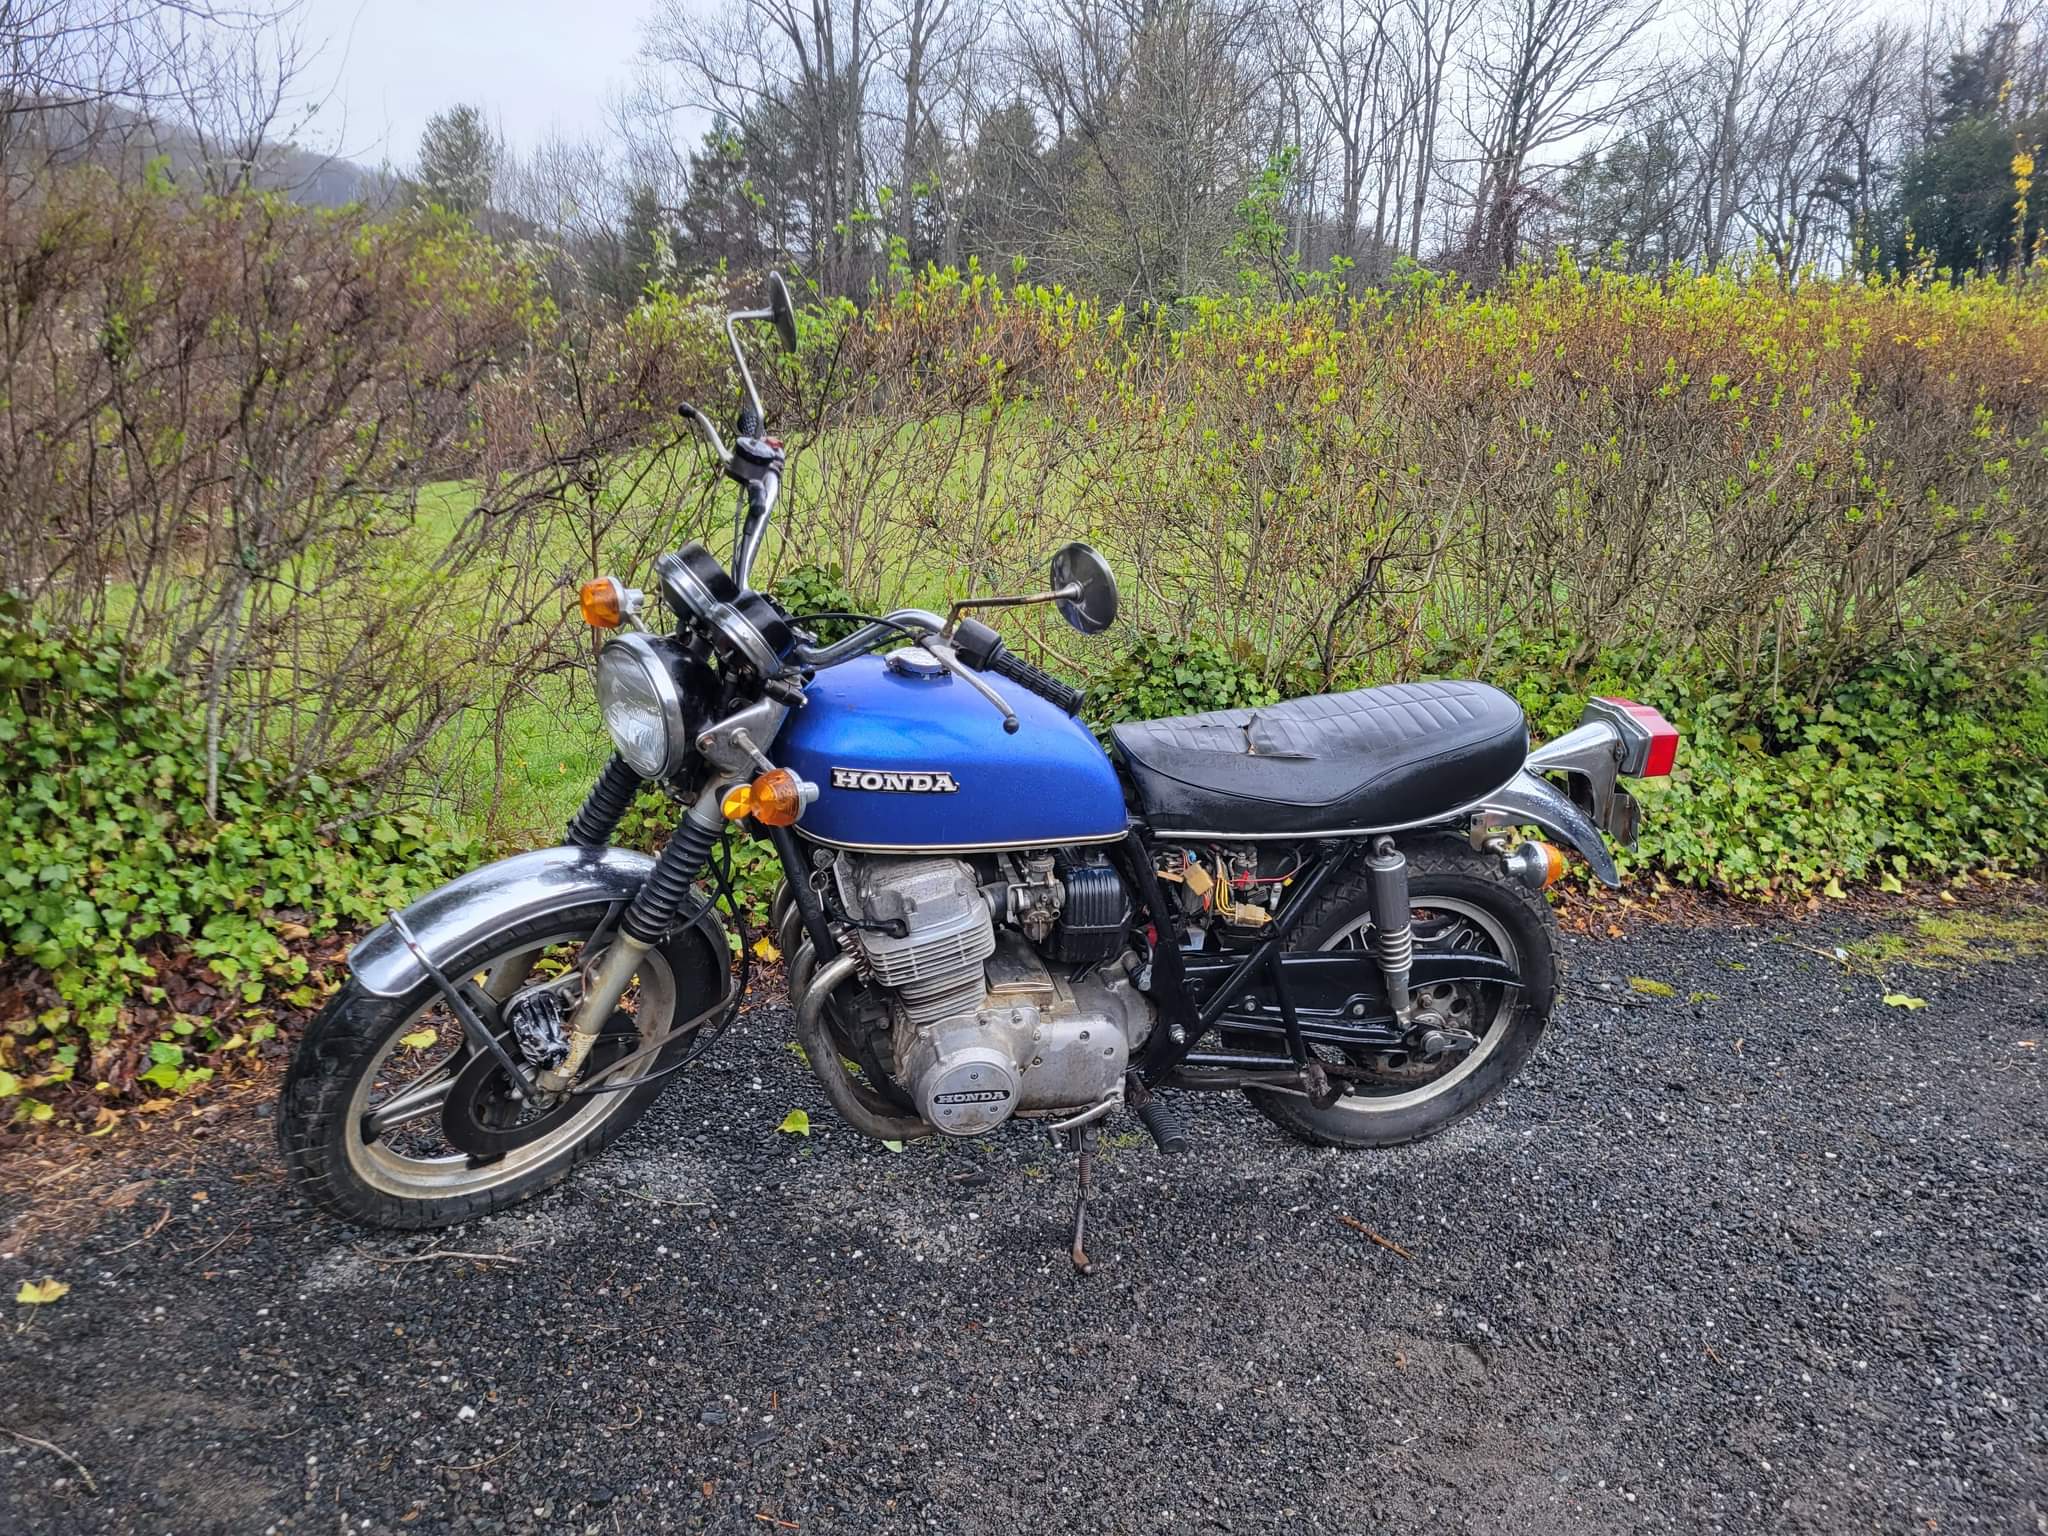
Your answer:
1132,1095 -> 1188,1155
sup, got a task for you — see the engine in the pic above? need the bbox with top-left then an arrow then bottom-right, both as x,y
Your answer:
829,851 -> 1151,1136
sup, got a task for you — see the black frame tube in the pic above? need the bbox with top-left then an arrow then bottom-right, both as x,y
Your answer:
1122,825 -> 1363,1086
766,823 -> 839,960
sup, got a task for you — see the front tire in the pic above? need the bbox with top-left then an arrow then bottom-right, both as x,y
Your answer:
1243,836 -> 1558,1150
279,903 -> 726,1229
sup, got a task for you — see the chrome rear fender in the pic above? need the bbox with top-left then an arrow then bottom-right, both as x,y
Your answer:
1472,770 -> 1621,887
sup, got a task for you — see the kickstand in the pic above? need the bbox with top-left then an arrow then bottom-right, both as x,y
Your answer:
1064,1124 -> 1097,1276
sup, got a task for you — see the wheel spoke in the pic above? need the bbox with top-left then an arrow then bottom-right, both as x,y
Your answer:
364,1069 -> 457,1139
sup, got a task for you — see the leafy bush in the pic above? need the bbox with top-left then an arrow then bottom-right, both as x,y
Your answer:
0,609 -> 478,1120
789,262 -> 2047,716
1084,634 -> 1284,730
1482,636 -> 2048,895
767,564 -> 865,643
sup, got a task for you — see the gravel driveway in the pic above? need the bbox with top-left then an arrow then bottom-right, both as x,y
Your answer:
3,894 -> 2045,1535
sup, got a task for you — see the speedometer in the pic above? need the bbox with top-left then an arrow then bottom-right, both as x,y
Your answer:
655,543 -> 794,676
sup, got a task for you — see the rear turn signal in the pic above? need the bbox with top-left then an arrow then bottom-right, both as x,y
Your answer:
1506,839 -> 1568,890
580,577 -> 628,629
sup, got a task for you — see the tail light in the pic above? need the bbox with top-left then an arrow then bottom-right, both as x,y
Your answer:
1585,697 -> 1679,777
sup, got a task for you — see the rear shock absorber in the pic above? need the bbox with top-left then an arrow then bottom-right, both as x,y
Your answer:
1366,837 -> 1414,1019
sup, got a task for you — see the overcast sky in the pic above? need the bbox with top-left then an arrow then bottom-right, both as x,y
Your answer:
291,0 -> 656,168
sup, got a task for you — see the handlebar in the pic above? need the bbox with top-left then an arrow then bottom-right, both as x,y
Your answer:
792,609 -> 945,669
980,645 -> 1086,717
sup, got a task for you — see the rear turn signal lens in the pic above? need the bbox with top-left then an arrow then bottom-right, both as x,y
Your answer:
748,769 -> 806,827
580,577 -> 626,629
1506,839 -> 1568,890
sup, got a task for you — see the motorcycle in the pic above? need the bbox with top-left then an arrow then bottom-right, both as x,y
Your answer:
278,274 -> 1679,1271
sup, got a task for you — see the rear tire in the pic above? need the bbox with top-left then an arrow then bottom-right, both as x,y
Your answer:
279,903 -> 726,1230
1243,836 -> 1557,1150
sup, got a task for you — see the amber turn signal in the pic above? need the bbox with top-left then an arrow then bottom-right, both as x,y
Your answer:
720,783 -> 754,820
1505,838 -> 1568,890
580,577 -> 626,629
747,769 -> 806,827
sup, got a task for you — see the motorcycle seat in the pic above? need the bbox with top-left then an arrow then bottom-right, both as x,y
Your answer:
1111,679 -> 1528,835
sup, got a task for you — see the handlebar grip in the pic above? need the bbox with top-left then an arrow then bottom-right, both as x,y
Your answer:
985,646 -> 1085,717
737,403 -> 762,438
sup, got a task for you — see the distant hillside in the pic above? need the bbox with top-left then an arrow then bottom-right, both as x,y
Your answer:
17,101 -> 397,210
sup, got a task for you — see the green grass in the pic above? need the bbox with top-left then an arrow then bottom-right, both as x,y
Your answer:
1847,902 -> 2048,970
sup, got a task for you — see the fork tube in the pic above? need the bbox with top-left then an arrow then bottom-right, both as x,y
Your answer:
542,787 -> 725,1091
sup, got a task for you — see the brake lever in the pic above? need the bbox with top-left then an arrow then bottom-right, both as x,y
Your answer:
678,403 -> 731,466
921,637 -> 1021,735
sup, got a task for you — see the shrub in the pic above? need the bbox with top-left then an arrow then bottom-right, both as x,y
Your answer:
1084,633 -> 1284,729
1483,636 -> 2048,895
0,608 -> 477,1120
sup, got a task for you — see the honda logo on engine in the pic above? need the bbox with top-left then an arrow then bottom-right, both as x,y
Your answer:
830,767 -> 961,793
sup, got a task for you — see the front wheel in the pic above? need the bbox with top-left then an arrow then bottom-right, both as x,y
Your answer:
278,902 -> 726,1229
1243,837 -> 1558,1149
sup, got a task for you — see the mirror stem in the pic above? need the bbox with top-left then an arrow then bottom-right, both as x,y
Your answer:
943,584 -> 1084,638
724,308 -> 772,428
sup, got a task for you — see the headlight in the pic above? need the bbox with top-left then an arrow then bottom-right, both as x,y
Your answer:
595,633 -> 688,777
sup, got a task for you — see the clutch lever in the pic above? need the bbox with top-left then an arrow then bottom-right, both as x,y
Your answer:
678,403 -> 731,467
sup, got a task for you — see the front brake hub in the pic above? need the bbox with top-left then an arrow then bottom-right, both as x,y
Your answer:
442,1012 -> 638,1157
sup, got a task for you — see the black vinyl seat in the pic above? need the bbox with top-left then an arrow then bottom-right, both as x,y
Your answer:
1111,679 -> 1528,835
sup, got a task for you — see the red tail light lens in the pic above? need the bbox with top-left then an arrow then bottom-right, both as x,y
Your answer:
1587,697 -> 1679,777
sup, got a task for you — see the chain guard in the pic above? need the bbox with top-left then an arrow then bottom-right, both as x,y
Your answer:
441,1011 -> 638,1157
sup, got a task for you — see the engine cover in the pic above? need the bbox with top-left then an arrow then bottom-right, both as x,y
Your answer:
838,854 -> 1154,1139
910,1024 -> 1022,1134
900,936 -> 1152,1137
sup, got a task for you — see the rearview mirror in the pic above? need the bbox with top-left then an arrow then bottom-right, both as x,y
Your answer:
766,271 -> 799,353
1051,542 -> 1117,634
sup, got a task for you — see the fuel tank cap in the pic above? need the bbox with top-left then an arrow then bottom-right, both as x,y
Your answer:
884,645 -> 947,678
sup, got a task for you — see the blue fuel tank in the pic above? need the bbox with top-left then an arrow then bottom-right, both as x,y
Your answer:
773,652 -> 1128,852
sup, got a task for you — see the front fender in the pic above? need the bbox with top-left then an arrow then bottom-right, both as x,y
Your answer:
348,846 -> 728,999
1475,770 -> 1620,887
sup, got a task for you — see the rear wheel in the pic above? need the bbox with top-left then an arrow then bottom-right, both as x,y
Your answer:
1243,837 -> 1557,1149
279,904 -> 726,1229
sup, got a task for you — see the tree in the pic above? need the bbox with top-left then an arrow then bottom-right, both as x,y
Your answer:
415,103 -> 500,216
1555,111 -> 1700,268
956,99 -> 1050,270
1457,0 -> 1660,281
1884,21 -> 2048,276
639,0 -> 886,295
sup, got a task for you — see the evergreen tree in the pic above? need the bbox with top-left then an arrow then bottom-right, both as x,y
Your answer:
415,104 -> 500,217
1885,24 -> 2046,274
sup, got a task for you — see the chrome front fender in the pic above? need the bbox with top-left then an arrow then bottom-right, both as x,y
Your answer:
349,846 -> 728,999
1474,770 -> 1621,887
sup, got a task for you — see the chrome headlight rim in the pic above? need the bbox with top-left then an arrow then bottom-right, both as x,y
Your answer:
595,632 -> 687,779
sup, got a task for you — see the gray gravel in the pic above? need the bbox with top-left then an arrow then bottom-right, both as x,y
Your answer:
3,896 -> 2045,1535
